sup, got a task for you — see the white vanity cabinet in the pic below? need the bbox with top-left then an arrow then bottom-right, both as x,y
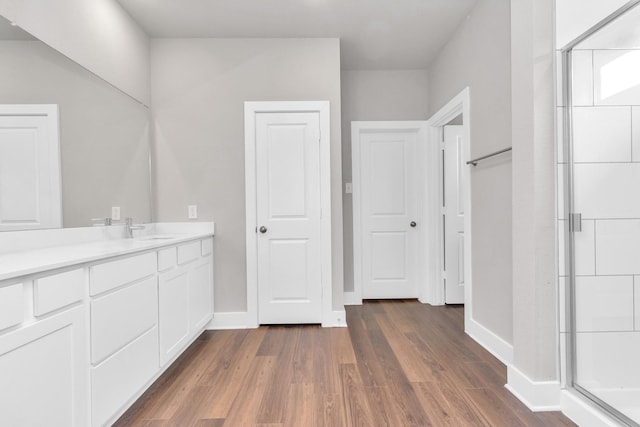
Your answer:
0,268 -> 89,427
158,238 -> 214,366
0,233 -> 214,427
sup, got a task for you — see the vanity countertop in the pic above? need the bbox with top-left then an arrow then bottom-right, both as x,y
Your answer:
0,223 -> 214,282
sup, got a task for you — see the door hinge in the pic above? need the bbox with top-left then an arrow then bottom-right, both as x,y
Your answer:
569,213 -> 582,232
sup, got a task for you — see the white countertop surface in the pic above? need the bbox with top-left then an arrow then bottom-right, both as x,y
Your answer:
0,223 -> 214,282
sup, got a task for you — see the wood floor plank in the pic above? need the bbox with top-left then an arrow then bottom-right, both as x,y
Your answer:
255,327 -> 300,424
222,356 -> 277,426
199,328 -> 267,419
115,301 -> 576,427
339,363 -> 376,427
282,383 -> 317,427
329,327 -> 357,364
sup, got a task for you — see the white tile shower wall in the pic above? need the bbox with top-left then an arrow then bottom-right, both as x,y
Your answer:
575,276 -> 634,332
576,331 -> 640,388
573,163 -> 640,219
556,1 -> 640,415
572,106 -> 631,163
570,50 -> 594,107
595,219 -> 640,275
593,50 -> 640,106
558,39 -> 640,399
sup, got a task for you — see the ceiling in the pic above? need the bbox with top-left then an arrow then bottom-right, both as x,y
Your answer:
116,0 -> 477,70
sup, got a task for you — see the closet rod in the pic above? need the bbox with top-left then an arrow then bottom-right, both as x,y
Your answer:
466,147 -> 512,166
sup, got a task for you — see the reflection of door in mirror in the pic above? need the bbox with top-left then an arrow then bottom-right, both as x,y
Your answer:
0,104 -> 61,231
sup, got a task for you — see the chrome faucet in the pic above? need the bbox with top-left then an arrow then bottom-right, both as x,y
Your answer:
124,217 -> 145,238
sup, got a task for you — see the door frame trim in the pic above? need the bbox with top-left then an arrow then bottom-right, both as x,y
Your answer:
426,88 -> 472,311
244,101 -> 333,327
351,121 -> 429,303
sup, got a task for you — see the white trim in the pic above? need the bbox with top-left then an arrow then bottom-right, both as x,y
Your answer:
506,365 -> 561,411
323,310 -> 348,328
343,291 -> 362,306
244,101 -> 333,328
207,312 -> 256,330
465,316 -> 514,365
425,88 -> 472,308
351,121 -> 429,304
560,389 -> 625,427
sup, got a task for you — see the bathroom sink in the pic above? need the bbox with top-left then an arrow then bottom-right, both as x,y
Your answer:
135,235 -> 179,241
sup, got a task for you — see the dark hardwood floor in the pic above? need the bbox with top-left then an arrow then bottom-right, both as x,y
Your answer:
114,300 -> 576,426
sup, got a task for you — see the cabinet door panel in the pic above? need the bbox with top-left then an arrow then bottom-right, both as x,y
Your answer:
0,307 -> 88,427
189,259 -> 213,331
159,269 -> 190,366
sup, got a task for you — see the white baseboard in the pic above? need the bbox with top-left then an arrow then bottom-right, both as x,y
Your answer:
207,311 -> 256,330
323,310 -> 348,327
506,365 -> 561,411
208,310 -> 347,329
343,291 -> 362,305
560,389 -> 623,427
465,316 -> 514,365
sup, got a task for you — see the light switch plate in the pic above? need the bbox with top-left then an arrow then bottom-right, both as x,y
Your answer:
188,205 -> 198,219
345,183 -> 353,194
111,206 -> 120,221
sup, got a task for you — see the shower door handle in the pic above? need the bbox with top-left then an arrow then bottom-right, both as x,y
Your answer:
569,213 -> 582,232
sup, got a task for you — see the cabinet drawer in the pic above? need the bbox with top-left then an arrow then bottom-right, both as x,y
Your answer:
201,238 -> 213,256
34,269 -> 84,316
177,241 -> 200,265
91,327 -> 159,427
0,283 -> 23,331
90,252 -> 156,296
158,247 -> 177,272
91,276 -> 157,364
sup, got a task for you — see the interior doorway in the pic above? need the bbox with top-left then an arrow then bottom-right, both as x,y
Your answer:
244,101 -> 334,327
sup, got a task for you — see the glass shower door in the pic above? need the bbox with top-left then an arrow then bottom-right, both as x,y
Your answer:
565,2 -> 640,425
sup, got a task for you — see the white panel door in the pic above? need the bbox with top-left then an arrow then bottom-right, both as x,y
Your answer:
0,105 -> 61,231
443,125 -> 465,304
256,112 -> 322,324
358,127 -> 420,298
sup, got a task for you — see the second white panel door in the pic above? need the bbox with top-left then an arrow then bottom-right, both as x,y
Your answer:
359,126 -> 420,299
256,112 -> 322,324
443,125 -> 465,304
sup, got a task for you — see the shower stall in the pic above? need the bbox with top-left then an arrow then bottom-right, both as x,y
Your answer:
562,1 -> 640,425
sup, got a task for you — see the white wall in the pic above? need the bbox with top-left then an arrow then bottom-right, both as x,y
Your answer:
341,69 -> 429,292
510,0 -> 557,383
150,38 -> 343,313
0,0 -> 150,105
0,41 -> 151,228
428,0 -> 513,344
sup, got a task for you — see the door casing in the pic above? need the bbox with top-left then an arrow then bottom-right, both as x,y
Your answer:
244,101 -> 333,327
349,88 -> 472,314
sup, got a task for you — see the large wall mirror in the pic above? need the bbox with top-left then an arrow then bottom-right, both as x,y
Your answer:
0,14 -> 151,231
